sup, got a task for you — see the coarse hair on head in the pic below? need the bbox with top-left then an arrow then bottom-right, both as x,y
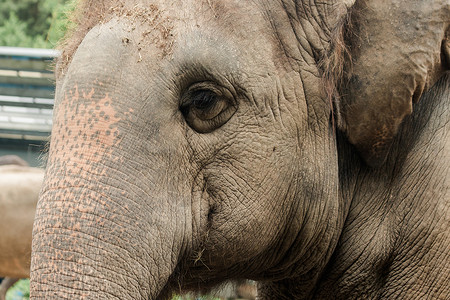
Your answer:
55,0 -> 117,79
319,4 -> 361,131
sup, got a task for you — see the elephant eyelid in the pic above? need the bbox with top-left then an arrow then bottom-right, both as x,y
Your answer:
192,90 -> 218,110
180,82 -> 237,133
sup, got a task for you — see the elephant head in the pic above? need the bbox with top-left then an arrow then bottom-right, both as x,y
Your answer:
31,0 -> 449,299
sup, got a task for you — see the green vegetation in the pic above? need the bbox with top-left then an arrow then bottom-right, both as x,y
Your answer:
0,0 -> 74,48
172,295 -> 221,300
5,280 -> 223,300
5,279 -> 29,300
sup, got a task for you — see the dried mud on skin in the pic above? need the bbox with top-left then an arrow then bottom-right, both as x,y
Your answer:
109,3 -> 175,58
57,1 -> 175,78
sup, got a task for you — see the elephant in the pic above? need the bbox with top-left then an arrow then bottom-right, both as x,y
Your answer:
0,163 -> 44,300
30,0 -> 449,299
0,156 -> 31,299
0,156 -> 28,167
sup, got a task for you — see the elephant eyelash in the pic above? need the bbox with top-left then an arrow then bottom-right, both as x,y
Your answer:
181,90 -> 220,117
180,82 -> 237,133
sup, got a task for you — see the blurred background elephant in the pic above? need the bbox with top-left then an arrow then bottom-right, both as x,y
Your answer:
0,157 -> 43,300
0,156 -> 28,168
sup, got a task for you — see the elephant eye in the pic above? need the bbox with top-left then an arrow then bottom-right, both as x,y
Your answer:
180,83 -> 237,133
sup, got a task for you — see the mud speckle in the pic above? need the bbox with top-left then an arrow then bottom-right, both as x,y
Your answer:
56,1 -> 175,78
110,3 -> 174,58
121,37 -> 130,45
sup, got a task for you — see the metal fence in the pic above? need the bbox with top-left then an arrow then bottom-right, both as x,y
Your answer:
0,47 -> 59,142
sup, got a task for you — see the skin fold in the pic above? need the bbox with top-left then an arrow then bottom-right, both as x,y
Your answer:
30,0 -> 449,299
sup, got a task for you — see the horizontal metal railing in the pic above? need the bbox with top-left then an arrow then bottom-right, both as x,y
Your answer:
0,47 -> 59,141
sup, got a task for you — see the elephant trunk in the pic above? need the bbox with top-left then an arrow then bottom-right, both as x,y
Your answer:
30,66 -> 189,300
31,160 -> 187,299
31,18 -> 195,299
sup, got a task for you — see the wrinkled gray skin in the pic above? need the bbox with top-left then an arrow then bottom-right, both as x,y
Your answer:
31,0 -> 449,299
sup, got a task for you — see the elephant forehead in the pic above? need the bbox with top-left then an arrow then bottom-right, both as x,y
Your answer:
56,0 -> 289,79
106,2 -> 175,58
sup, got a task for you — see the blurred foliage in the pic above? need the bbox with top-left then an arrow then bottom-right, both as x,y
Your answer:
5,279 -> 29,300
4,280 -> 224,300
0,0 -> 75,48
172,295 -> 222,300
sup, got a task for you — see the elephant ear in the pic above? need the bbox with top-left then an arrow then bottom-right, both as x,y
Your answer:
339,0 -> 449,167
